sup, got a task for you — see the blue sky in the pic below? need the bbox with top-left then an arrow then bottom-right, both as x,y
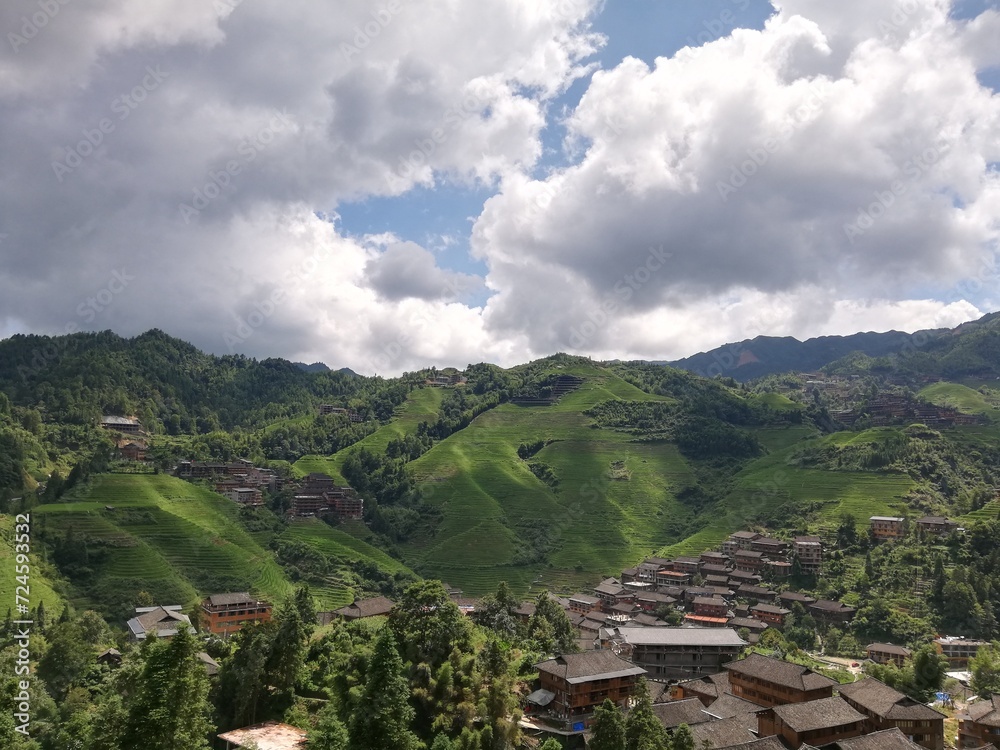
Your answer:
336,0 -> 778,289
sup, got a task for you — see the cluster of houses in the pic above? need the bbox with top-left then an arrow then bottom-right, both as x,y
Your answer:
526,646 -> 959,750
173,460 -> 365,521
425,373 -> 468,387
869,516 -> 963,541
830,394 -> 982,428
175,458 -> 280,507
99,415 -> 149,461
318,404 -> 364,421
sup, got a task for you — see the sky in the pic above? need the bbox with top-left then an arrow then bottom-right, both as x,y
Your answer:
0,0 -> 998,375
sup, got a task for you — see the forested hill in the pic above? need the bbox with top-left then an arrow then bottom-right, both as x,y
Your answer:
667,310 -> 1000,381
0,328 -> 405,430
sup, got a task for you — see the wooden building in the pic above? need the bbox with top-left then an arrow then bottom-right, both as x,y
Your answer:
866,643 -> 912,667
758,696 -> 864,748
599,626 -> 745,680
533,651 -> 647,731
958,695 -> 1000,748
201,593 -> 273,636
839,678 -> 945,750
724,653 -> 836,707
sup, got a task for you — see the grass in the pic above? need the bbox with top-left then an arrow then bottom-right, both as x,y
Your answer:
919,382 -> 1000,419
293,387 -> 444,482
398,364 -> 686,594
32,474 -> 295,612
0,513 -> 64,616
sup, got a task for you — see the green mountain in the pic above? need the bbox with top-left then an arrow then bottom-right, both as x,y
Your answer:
3,323 -> 1000,608
667,311 -> 1000,382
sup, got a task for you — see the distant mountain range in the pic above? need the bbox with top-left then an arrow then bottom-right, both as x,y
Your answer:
666,311 -> 1000,382
294,362 -> 360,377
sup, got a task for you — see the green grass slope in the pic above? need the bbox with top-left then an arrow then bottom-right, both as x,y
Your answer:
919,382 -> 1000,419
0,514 -> 64,616
400,364 -> 687,595
293,387 -> 444,482
33,474 -> 294,615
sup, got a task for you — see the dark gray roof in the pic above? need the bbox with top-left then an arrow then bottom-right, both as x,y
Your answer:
650,698 -> 713,729
838,679 -> 944,722
818,728 -> 926,750
535,651 -> 647,684
865,643 -> 912,657
728,617 -> 768,631
751,604 -> 790,616
719,737 -> 787,750
725,653 -> 837,692
704,693 -> 765,719
690,716 -> 759,749
334,596 -> 395,618
773,696 -> 864,732
206,592 -> 257,607
603,626 -> 746,647
964,695 -> 1000,727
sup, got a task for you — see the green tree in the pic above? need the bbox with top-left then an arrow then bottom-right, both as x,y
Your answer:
528,592 -> 576,653
625,679 -> 668,750
671,723 -> 695,750
539,740 -> 563,750
912,644 -> 948,700
308,703 -> 349,750
590,699 -> 627,750
971,642 -> 1000,698
349,629 -> 422,750
37,621 -> 94,700
119,626 -> 214,749
390,580 -> 474,669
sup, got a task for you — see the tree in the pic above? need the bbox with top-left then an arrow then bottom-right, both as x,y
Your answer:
539,741 -> 563,750
294,584 -> 318,630
625,679 -> 668,750
308,703 -> 349,750
590,699 -> 627,750
671,723 -> 694,750
912,644 -> 948,700
528,592 -> 576,653
37,621 -> 94,700
971,642 -> 1000,698
119,626 -> 214,749
390,580 -> 474,669
349,629 -> 421,750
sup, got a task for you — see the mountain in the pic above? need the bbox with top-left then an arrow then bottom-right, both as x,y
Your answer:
666,311 -> 1000,382
294,361 -> 331,372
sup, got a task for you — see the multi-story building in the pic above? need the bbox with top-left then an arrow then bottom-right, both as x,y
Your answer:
793,536 -> 823,574
751,537 -> 789,556
758,696 -> 864,748
734,550 -> 767,573
750,604 -> 791,627
915,516 -> 960,537
866,643 -> 912,667
839,678 -> 945,750
126,605 -> 192,641
532,651 -> 646,731
870,516 -> 906,540
594,579 -> 636,610
568,593 -> 602,615
201,593 -> 273,636
934,637 -> 988,668
723,531 -> 761,556
737,585 -> 777,604
598,626 -> 746,680
810,599 -> 857,624
724,653 -> 837,707
693,596 -> 729,619
673,557 -> 703,575
701,551 -> 731,566
958,695 -> 1000,748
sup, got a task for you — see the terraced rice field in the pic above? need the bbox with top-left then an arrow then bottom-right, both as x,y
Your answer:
0,513 -> 64,614
33,474 -> 294,610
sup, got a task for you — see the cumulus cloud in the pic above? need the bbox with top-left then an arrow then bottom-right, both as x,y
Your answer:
472,0 -> 1000,358
363,241 -> 484,303
0,0 -> 996,373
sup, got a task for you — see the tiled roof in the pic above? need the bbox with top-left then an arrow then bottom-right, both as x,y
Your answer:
704,693 -> 765,719
535,651 -> 647,684
728,617 -> 768,631
818,728 -> 926,750
838,679 -> 944,722
334,596 -> 394,618
750,604 -> 790,616
865,643 -> 912,657
772,696 -> 864,732
603,626 -> 746,647
965,695 -> 1000,727
690,716 -> 758,749
778,591 -> 817,604
206,592 -> 257,607
651,698 -> 713,729
724,653 -> 837,692
717,737 -> 787,750
678,671 -> 732,701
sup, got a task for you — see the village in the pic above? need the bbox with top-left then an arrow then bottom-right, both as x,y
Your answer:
93,412 -> 999,750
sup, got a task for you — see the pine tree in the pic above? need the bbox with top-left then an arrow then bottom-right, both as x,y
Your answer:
308,703 -> 349,750
590,699 -> 627,750
671,723 -> 694,750
625,679 -> 668,750
349,629 -> 421,750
